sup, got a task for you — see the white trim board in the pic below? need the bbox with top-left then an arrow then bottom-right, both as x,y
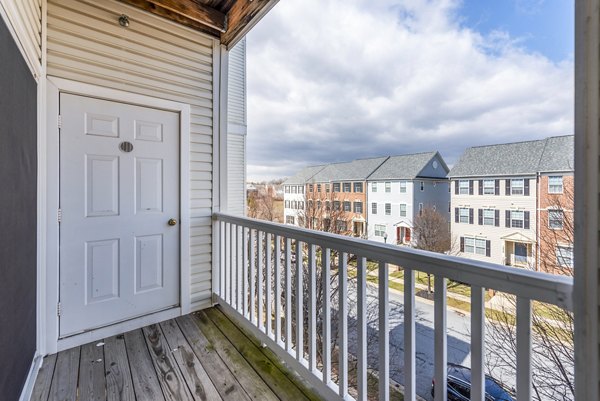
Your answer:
18,353 -> 42,401
43,76 -> 191,354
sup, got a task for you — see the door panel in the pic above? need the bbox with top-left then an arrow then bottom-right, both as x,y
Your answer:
59,93 -> 180,337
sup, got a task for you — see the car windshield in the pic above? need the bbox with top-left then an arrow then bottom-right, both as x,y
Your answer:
484,377 -> 515,400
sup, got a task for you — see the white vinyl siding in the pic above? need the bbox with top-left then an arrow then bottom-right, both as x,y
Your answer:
227,38 -> 246,125
47,0 -> 215,310
0,0 -> 42,72
227,133 -> 245,215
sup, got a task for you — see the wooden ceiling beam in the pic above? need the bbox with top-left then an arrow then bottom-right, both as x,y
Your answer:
119,0 -> 224,36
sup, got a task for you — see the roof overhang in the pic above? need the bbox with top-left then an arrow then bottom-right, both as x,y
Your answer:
119,0 -> 279,49
501,232 -> 535,244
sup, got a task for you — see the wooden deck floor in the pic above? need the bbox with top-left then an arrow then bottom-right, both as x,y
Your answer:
31,307 -> 322,401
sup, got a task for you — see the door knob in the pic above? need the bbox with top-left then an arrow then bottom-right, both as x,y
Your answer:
168,218 -> 177,226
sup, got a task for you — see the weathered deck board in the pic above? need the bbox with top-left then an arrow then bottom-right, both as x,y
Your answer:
123,329 -> 166,401
176,314 -> 253,401
104,335 -> 136,401
48,346 -> 80,401
160,319 -> 222,401
142,324 -> 195,401
31,309 -> 323,401
30,354 -> 57,401
205,307 -> 316,401
79,341 -> 107,401
193,311 -> 280,401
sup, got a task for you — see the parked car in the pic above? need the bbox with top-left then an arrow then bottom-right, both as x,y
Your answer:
431,363 -> 516,401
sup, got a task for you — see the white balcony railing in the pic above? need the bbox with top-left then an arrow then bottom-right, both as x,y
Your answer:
213,213 -> 573,401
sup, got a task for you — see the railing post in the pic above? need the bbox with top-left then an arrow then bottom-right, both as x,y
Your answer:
266,232 -> 273,336
274,235 -> 282,344
339,252 -> 348,398
404,268 -> 416,401
434,277 -> 447,401
357,257 -> 367,401
471,285 -> 485,401
242,226 -> 248,317
308,243 -> 317,372
258,230 -> 264,331
250,229 -> 256,325
322,248 -> 332,385
517,296 -> 532,401
296,241 -> 304,362
285,237 -> 293,352
378,262 -> 389,401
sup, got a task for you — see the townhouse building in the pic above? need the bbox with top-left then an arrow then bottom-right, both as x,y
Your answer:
366,152 -> 450,244
449,135 -> 574,271
283,165 -> 325,226
536,135 -> 574,274
307,157 -> 389,237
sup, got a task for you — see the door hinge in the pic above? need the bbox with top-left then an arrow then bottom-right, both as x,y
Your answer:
57,115 -> 63,129
57,302 -> 62,317
57,208 -> 62,223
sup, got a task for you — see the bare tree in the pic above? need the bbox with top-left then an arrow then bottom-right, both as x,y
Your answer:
299,184 -> 352,235
485,182 -> 574,400
247,186 -> 283,222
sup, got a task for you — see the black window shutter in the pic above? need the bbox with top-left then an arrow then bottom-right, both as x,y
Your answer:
478,180 -> 483,195
486,240 -> 491,257
505,210 -> 511,227
454,181 -> 459,195
469,180 -> 474,195
505,179 -> 511,196
524,211 -> 530,229
455,208 -> 459,223
495,179 -> 500,195
524,179 -> 530,196
469,208 -> 474,224
494,210 -> 500,227
460,237 -> 464,252
478,209 -> 483,225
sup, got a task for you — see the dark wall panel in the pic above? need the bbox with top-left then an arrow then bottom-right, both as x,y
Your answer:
0,16 -> 38,401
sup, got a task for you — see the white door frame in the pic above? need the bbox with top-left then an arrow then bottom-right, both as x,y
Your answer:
44,76 -> 191,353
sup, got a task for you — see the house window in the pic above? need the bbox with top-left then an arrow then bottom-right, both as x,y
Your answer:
285,186 -> 289,193
511,179 -> 524,195
400,204 -> 407,217
464,237 -> 487,255
548,176 -> 563,194
483,180 -> 495,195
333,201 -> 340,211
292,201 -> 297,209
309,184 -> 314,192
549,210 -> 564,229
325,201 -> 330,211
511,211 -> 524,228
420,181 -> 424,191
317,184 -> 322,192
483,209 -> 495,226
354,202 -> 363,213
372,203 -> 377,214
325,184 -> 330,193
285,200 -> 290,208
292,186 -> 297,194
459,208 -> 470,223
385,182 -> 391,192
286,216 -> 295,224
354,182 -> 363,193
299,201 -> 304,209
556,245 -> 574,268
343,182 -> 351,192
385,203 -> 391,215
419,203 -> 423,216
333,183 -> 340,192
371,182 -> 377,192
336,220 -> 347,232
299,186 -> 304,194
459,180 -> 470,194
400,181 -> 407,193
375,224 -> 386,237
343,201 -> 351,212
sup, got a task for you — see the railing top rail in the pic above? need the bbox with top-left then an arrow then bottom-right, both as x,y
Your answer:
214,213 -> 573,310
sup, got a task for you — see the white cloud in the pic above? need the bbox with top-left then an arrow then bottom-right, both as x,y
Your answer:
245,0 -> 573,181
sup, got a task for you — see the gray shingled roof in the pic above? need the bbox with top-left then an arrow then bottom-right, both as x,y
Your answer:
367,151 -> 447,180
310,157 -> 389,182
449,137 -> 556,178
537,135 -> 574,172
283,165 -> 326,184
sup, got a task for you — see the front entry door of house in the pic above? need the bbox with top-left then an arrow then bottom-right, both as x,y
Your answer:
59,93 -> 180,337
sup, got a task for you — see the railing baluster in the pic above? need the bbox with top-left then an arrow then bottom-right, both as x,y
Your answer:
471,286 -> 485,401
379,262 -> 389,401
250,229 -> 256,325
285,237 -> 293,352
434,277 -> 448,401
339,252 -> 348,398
322,248 -> 331,385
266,233 -> 273,336
357,256 -> 367,401
275,235 -> 282,344
235,225 -> 240,311
231,223 -> 236,309
220,221 -> 225,298
404,268 -> 416,401
516,296 -> 532,401
242,226 -> 248,317
296,241 -> 304,362
308,243 -> 317,372
258,231 -> 264,331
226,222 -> 231,304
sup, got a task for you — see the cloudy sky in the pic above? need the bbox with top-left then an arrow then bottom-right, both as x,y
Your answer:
245,0 -> 574,181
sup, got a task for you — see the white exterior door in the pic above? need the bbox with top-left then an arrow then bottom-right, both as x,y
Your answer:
59,93 -> 180,337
